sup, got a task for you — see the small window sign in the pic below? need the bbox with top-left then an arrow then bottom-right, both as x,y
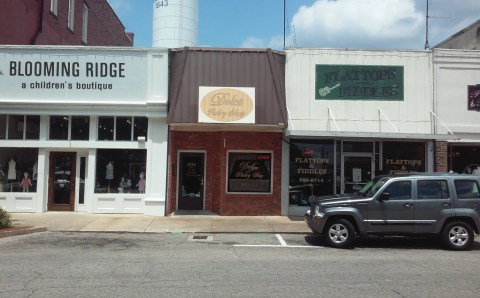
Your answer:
468,84 -> 480,111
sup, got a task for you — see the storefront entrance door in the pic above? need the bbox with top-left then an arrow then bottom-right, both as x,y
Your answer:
48,152 -> 76,211
342,154 -> 373,193
178,152 -> 205,210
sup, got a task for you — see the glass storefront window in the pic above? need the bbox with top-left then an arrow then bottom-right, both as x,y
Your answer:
71,116 -> 90,140
343,141 -> 373,153
95,149 -> 146,194
116,117 -> 132,141
25,116 -> 40,140
0,115 -> 40,140
133,117 -> 148,140
50,116 -> 69,140
290,140 -> 335,206
227,152 -> 272,193
98,117 -> 114,140
0,148 -> 38,193
0,115 -> 5,139
97,117 -> 148,141
7,115 -> 24,140
448,145 -> 480,174
382,141 -> 425,174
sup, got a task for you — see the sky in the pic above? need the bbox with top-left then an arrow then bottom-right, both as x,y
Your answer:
108,0 -> 480,50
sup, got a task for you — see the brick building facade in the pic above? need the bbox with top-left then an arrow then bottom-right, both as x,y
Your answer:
0,0 -> 133,46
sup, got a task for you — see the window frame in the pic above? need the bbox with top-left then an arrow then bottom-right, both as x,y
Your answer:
68,0 -> 75,31
50,0 -> 58,16
82,3 -> 88,44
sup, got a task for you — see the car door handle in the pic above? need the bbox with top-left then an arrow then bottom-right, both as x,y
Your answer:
404,203 -> 413,207
442,202 -> 452,207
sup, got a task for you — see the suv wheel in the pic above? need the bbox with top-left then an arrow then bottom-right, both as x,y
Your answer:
441,221 -> 474,251
324,218 -> 355,248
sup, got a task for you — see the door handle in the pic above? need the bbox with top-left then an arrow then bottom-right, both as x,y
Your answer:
442,202 -> 452,207
404,203 -> 413,207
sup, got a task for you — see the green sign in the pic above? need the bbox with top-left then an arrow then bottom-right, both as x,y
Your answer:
315,65 -> 404,100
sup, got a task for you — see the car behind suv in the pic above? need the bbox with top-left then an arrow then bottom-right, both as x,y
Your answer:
304,173 -> 480,250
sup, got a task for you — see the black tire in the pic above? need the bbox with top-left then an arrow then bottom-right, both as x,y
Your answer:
441,221 -> 474,251
323,218 -> 356,248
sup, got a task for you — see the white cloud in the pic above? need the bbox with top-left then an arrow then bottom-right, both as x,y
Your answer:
288,0 -> 425,49
241,36 -> 284,49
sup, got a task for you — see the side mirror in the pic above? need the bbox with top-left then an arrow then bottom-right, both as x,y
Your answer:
378,192 -> 390,202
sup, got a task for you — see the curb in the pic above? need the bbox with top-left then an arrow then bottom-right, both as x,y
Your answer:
0,226 -> 48,238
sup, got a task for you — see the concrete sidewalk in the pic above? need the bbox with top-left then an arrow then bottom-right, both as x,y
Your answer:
9,212 -> 311,234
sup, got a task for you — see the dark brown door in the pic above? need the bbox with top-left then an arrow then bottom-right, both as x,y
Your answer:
178,152 -> 204,210
48,152 -> 76,211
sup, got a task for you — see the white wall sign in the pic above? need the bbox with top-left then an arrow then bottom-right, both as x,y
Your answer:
199,86 -> 255,124
0,48 -> 149,103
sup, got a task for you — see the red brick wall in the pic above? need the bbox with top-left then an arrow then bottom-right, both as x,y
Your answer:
0,0 -> 133,46
167,130 -> 283,216
435,141 -> 448,172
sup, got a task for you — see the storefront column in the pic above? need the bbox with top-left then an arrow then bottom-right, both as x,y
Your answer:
85,149 -> 97,213
144,118 -> 168,216
281,139 -> 290,216
435,141 -> 448,172
36,149 -> 47,212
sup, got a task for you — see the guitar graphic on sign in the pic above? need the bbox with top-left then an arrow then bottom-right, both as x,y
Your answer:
318,83 -> 340,97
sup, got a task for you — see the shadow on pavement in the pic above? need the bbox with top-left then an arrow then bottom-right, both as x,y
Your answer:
304,234 -> 480,251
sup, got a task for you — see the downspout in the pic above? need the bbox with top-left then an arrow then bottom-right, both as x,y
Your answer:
31,0 -> 45,45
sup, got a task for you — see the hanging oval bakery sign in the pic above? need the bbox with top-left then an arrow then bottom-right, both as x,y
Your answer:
199,87 -> 255,123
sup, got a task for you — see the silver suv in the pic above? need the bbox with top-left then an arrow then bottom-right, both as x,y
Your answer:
305,173 -> 480,250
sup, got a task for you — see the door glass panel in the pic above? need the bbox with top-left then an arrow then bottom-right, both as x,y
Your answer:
79,157 -> 86,204
178,153 -> 204,210
53,154 -> 72,204
343,156 -> 372,193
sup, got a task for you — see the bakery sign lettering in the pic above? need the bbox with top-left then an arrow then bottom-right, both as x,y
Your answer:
199,86 -> 255,123
468,84 -> 480,111
315,65 -> 404,101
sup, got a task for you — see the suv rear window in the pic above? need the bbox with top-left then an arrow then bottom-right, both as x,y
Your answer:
417,180 -> 449,199
454,180 -> 480,199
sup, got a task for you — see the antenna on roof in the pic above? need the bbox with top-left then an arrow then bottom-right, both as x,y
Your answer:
424,0 -> 450,50
293,25 -> 297,47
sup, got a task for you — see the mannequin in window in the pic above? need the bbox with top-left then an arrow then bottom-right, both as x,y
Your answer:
8,157 -> 16,180
136,172 -> 145,194
21,172 -> 32,192
33,162 -> 38,180
105,161 -> 114,192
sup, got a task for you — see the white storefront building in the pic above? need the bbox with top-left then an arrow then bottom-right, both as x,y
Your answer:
0,46 -> 168,215
282,48 -> 452,216
434,48 -> 480,173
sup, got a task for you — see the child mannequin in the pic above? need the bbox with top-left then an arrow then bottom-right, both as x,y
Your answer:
21,172 -> 32,192
136,172 -> 145,194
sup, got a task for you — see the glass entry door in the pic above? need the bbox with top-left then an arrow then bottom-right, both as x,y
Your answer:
178,152 -> 205,210
48,152 -> 76,211
342,154 -> 373,193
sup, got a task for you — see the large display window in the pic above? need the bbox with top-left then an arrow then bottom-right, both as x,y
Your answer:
95,149 -> 146,194
97,116 -> 148,141
227,152 -> 272,193
382,141 -> 425,174
289,140 -> 334,206
0,148 -> 38,192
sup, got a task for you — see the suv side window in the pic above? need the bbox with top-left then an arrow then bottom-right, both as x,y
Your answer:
383,181 -> 411,200
417,180 -> 449,199
454,180 -> 480,199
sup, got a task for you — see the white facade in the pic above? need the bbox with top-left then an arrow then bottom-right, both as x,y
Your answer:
285,48 -> 434,135
434,49 -> 480,139
152,0 -> 198,48
283,48 -> 449,216
0,46 -> 169,215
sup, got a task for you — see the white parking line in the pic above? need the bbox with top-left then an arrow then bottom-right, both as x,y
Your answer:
276,234 -> 287,246
232,234 -> 324,248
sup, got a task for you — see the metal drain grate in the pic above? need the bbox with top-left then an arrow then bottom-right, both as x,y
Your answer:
187,235 -> 214,242
193,235 -> 208,240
